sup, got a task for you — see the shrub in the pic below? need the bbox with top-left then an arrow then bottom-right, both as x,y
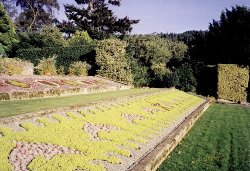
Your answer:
36,55 -> 57,76
167,64 -> 197,92
0,57 -> 32,75
217,64 -> 249,102
68,31 -> 93,46
96,38 -> 133,83
68,61 -> 89,76
17,45 -> 95,73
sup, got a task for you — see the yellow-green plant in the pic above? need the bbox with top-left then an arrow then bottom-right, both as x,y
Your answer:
0,57 -> 32,75
0,90 -> 205,171
217,64 -> 249,102
5,80 -> 30,88
96,38 -> 133,84
68,61 -> 89,76
36,55 -> 57,76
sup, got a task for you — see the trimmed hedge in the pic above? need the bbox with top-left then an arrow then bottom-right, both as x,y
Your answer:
16,45 -> 95,72
217,64 -> 249,102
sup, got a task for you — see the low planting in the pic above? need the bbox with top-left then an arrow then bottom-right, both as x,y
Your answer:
158,103 -> 250,171
0,90 -> 205,170
0,76 -> 131,100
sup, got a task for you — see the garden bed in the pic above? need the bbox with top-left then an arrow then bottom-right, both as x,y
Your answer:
0,75 -> 132,100
0,89 -> 208,171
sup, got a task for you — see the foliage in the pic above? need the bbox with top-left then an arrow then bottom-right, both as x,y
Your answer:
96,38 -> 133,83
41,26 -> 68,47
14,26 -> 67,52
14,0 -> 59,32
0,2 -> 18,56
0,43 -> 6,56
167,64 -> 197,92
0,57 -> 32,75
158,104 -> 250,171
0,90 -> 204,170
68,31 -> 93,47
36,55 -> 57,76
68,61 -> 89,76
126,54 -> 150,87
61,0 -> 139,39
126,35 -> 188,87
1,0 -> 17,18
207,6 -> 250,65
217,64 -> 249,102
17,45 -> 95,73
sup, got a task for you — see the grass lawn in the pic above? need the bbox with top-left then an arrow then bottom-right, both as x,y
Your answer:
158,103 -> 250,171
0,88 -> 161,118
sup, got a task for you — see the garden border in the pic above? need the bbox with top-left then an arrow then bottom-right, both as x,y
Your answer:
130,99 -> 211,171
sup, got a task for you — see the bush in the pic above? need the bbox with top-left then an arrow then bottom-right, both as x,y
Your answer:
68,31 -> 93,46
217,64 -> 249,102
167,64 -> 197,92
68,61 -> 89,76
96,38 -> 133,83
0,57 -> 32,75
36,55 -> 57,76
17,45 -> 95,73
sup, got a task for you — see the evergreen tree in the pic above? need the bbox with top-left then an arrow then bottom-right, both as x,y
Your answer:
61,0 -> 139,39
207,6 -> 250,65
14,0 -> 60,32
1,0 -> 17,18
0,2 -> 18,56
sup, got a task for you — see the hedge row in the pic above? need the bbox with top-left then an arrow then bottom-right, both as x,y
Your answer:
217,64 -> 249,102
16,45 -> 95,71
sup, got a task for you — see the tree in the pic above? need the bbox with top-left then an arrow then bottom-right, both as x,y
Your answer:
0,2 -> 18,56
126,35 -> 188,87
15,26 -> 66,50
62,0 -> 139,39
14,0 -> 60,32
1,0 -> 17,18
207,5 -> 250,65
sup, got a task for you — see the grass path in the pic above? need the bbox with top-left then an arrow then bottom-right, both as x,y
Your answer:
0,88 -> 161,118
158,103 -> 250,171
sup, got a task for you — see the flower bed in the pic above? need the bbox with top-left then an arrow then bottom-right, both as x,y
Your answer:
0,76 -> 132,100
0,90 -> 206,171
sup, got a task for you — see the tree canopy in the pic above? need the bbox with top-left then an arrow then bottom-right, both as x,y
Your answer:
61,0 -> 139,39
14,0 -> 59,32
207,6 -> 250,65
0,2 -> 18,55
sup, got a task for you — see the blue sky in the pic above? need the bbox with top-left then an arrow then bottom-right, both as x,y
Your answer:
57,0 -> 250,34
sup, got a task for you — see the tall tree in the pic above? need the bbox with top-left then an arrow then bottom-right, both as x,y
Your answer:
1,0 -> 17,18
207,5 -> 250,65
62,0 -> 139,39
14,0 -> 60,32
0,2 -> 18,56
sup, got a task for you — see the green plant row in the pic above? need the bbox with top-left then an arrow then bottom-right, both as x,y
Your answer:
0,90 -> 205,170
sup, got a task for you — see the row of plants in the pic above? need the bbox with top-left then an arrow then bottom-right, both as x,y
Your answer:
0,90 -> 205,171
0,77 -> 127,100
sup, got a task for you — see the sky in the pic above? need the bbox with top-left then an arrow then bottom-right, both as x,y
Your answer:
57,0 -> 250,34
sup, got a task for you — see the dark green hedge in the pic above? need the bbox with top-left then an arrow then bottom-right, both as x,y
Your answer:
16,45 -> 95,71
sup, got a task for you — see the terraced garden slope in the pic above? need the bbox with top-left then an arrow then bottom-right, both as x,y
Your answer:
0,75 -> 131,100
158,104 -> 250,171
0,89 -> 206,171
